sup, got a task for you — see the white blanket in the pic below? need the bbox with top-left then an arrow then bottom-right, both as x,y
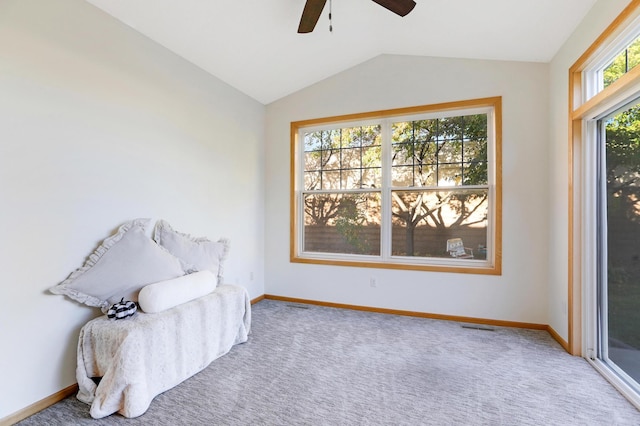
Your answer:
76,284 -> 251,419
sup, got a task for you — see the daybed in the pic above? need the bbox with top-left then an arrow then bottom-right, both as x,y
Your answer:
49,218 -> 250,419
77,283 -> 250,419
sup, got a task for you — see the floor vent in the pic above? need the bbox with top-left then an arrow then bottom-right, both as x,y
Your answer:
461,325 -> 495,331
287,304 -> 310,309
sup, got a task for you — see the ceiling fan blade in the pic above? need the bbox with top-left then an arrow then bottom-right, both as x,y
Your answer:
298,0 -> 328,33
371,0 -> 416,17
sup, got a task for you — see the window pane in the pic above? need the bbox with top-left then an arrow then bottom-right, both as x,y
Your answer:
393,164 -> 439,187
414,119 -> 439,143
392,122 -> 438,165
321,171 -> 341,190
303,131 -> 323,151
438,164 -> 463,186
341,148 -> 361,169
304,151 -> 322,172
438,140 -> 463,163
603,35 -> 640,88
630,40 -> 640,72
391,189 -> 488,258
323,150 -> 340,170
361,125 -> 382,147
415,165 -> 436,187
603,51 -> 627,88
363,146 -> 381,168
415,140 -> 438,165
463,161 -> 488,185
392,122 -> 413,143
341,127 -> 361,148
304,171 -> 321,190
303,192 -> 381,255
463,139 -> 486,163
304,126 -> 381,190
362,167 -> 382,189
392,165 -> 415,187
392,142 -> 413,166
438,116 -> 463,141
341,125 -> 382,148
341,169 -> 361,189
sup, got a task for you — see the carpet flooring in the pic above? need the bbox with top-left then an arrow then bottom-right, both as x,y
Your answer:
16,299 -> 640,425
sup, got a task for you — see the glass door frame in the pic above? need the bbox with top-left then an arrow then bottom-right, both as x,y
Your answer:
594,100 -> 640,396
582,98 -> 640,411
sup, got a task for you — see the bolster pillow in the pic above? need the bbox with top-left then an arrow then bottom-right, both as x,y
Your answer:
138,270 -> 217,313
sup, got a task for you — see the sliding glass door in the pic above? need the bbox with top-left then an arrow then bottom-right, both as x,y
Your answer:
597,99 -> 640,391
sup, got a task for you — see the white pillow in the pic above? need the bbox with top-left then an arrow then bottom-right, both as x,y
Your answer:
153,220 -> 229,284
49,219 -> 189,311
138,270 -> 217,313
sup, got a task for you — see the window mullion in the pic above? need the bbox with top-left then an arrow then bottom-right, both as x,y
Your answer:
381,119 -> 392,260
486,110 -> 496,262
297,129 -> 306,257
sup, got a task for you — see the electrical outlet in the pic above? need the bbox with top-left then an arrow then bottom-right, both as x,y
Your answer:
370,277 -> 377,288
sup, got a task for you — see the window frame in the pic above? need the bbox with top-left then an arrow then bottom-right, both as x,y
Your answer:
290,97 -> 502,275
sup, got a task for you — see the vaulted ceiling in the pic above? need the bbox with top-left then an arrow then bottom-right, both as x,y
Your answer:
85,0 -> 598,104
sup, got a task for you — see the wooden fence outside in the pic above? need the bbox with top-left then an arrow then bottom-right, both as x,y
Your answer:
304,225 -> 487,258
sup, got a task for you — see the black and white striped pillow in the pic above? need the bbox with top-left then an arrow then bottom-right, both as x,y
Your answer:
106,298 -> 137,320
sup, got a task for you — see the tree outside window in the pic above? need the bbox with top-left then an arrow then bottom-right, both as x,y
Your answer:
292,97 -> 501,274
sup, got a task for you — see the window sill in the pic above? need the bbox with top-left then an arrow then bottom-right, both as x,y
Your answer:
290,254 -> 501,275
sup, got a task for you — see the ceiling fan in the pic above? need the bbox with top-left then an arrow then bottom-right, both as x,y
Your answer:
298,0 -> 417,33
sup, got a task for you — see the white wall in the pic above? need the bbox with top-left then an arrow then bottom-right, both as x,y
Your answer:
4,0 -> 631,418
265,55 -> 550,324
0,0 -> 265,419
547,0 -> 631,343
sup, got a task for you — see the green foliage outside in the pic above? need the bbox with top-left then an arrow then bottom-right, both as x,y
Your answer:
604,42 -> 640,349
334,196 -> 371,254
605,104 -> 640,350
603,36 -> 640,88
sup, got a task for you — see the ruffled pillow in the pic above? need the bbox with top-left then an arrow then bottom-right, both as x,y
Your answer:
153,220 -> 229,284
138,270 -> 217,313
49,219 -> 189,312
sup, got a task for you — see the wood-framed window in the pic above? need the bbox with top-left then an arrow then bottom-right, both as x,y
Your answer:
290,97 -> 502,275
